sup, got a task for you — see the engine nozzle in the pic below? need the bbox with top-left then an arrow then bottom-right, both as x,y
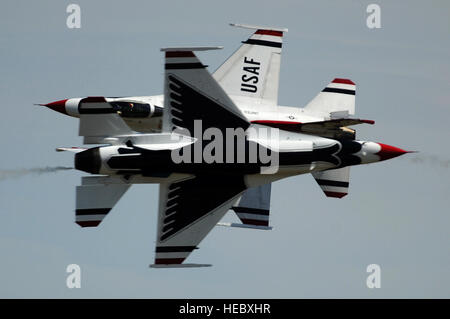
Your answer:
75,147 -> 101,174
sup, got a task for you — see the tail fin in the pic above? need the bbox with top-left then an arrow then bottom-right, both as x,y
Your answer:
213,24 -> 288,108
304,78 -> 356,118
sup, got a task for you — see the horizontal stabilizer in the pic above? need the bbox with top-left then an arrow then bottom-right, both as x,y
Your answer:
312,167 -> 350,198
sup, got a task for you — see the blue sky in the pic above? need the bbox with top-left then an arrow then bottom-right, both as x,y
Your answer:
0,0 -> 449,298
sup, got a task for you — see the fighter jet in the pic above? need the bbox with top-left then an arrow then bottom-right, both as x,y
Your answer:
42,24 -> 399,232
47,40 -> 410,267
40,23 -> 374,139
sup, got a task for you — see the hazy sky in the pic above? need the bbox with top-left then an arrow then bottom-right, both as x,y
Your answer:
0,0 -> 449,298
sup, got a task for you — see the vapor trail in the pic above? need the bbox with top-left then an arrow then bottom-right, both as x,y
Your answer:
0,166 -> 73,181
408,154 -> 450,169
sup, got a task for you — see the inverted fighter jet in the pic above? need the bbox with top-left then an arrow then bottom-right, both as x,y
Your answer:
54,45 -> 410,268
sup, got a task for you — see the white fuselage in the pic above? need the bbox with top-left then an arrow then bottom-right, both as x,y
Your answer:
75,125 -> 384,190
62,94 -> 324,133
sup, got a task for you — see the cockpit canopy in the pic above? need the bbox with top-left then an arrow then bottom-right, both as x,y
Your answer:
110,101 -> 163,118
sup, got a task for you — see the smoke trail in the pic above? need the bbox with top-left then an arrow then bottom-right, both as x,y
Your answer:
0,166 -> 73,181
408,154 -> 450,169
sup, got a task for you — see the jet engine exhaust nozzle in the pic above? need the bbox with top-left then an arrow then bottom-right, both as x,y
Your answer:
75,147 -> 101,174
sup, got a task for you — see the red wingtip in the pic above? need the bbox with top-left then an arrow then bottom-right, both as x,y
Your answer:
76,220 -> 101,227
324,191 -> 348,198
332,78 -> 355,85
376,143 -> 409,161
154,258 -> 185,265
41,99 -> 68,115
254,29 -> 283,37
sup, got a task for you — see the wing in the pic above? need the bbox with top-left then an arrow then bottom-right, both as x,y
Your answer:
312,167 -> 350,198
152,47 -> 251,267
161,47 -> 249,134
151,175 -> 247,268
213,24 -> 288,109
295,117 -> 374,139
251,117 -> 374,139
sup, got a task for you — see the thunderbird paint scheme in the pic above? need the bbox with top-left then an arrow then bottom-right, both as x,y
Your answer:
41,24 -> 410,267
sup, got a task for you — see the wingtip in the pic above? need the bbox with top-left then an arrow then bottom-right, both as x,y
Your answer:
160,46 -> 223,52
150,263 -> 212,268
324,191 -> 348,198
229,23 -> 288,32
332,78 -> 355,85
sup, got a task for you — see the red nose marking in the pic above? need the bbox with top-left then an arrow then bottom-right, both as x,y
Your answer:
40,99 -> 68,115
376,143 -> 408,161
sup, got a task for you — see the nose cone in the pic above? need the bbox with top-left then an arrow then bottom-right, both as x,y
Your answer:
376,143 -> 409,161
39,99 -> 68,115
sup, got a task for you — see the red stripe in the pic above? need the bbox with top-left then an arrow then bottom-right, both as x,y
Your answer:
255,29 -> 283,37
360,119 -> 375,125
166,51 -> 195,58
241,219 -> 269,226
76,221 -> 101,227
324,191 -> 347,198
332,78 -> 355,85
251,120 -> 302,125
154,258 -> 185,265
